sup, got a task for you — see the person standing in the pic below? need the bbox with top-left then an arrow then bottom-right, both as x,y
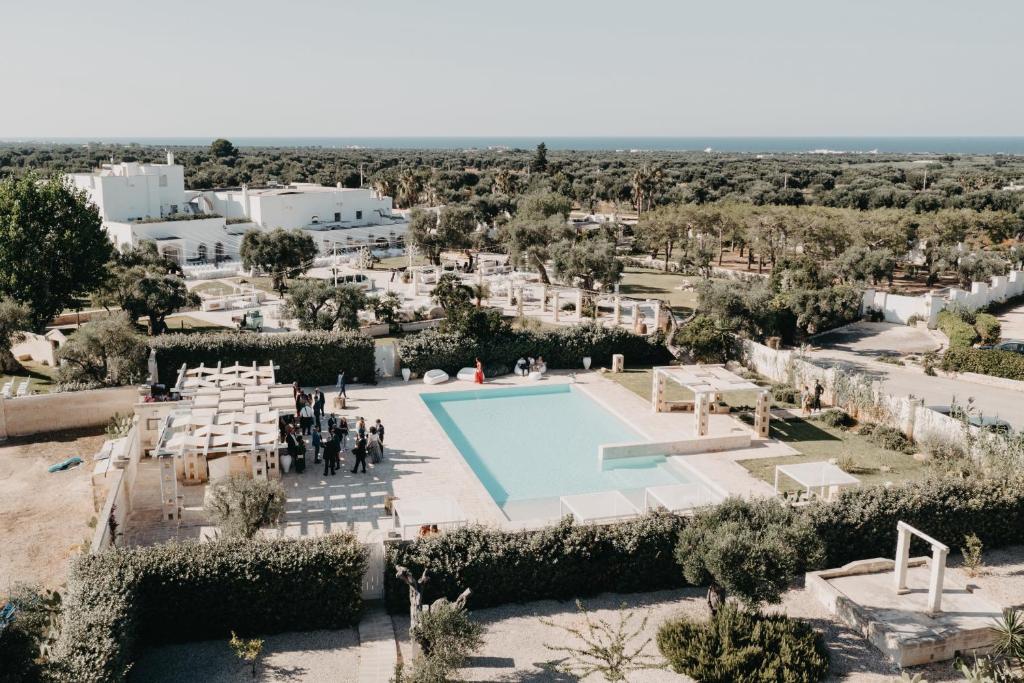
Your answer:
813,379 -> 824,412
350,435 -> 368,474
285,424 -> 301,469
312,389 -> 325,428
356,417 -> 366,441
367,427 -> 383,464
338,415 -> 349,448
311,428 -> 323,464
474,357 -> 484,384
800,385 -> 811,417
374,419 -> 385,446
336,369 -> 347,397
516,357 -> 527,377
299,400 -> 314,435
323,432 -> 340,476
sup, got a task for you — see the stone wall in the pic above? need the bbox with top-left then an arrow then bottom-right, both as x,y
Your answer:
862,269 -> 1024,326
0,385 -> 141,439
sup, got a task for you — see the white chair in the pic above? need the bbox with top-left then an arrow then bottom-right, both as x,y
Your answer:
423,369 -> 450,385
1,382 -> 12,399
456,367 -> 477,382
15,380 -> 29,397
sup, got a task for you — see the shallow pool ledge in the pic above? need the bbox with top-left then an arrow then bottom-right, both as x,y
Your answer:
598,433 -> 753,465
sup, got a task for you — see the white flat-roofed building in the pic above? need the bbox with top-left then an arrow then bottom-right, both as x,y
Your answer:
70,152 -> 189,223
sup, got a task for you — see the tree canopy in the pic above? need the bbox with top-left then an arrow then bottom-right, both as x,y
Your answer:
240,228 -> 318,294
282,279 -> 367,331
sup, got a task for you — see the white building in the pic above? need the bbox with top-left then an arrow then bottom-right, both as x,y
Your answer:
70,153 -> 405,264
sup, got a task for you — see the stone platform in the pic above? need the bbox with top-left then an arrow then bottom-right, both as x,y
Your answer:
806,557 -> 1002,667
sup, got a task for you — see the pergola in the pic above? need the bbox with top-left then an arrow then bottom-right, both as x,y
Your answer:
644,483 -> 723,513
392,496 -> 468,540
773,461 -> 860,501
651,365 -> 771,437
559,490 -> 640,524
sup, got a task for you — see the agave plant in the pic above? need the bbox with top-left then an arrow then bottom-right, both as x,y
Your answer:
991,608 -> 1024,667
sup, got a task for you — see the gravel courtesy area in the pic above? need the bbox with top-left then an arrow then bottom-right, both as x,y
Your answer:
130,628 -> 361,682
393,545 -> 1024,683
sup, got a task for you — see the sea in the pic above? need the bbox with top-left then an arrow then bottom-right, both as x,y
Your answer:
4,136 -> 1024,154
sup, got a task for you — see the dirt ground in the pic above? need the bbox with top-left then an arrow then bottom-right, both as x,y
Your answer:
0,428 -> 104,592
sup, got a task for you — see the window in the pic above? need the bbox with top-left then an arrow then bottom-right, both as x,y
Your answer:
334,212 -> 341,222
159,174 -> 168,187
355,210 -> 363,220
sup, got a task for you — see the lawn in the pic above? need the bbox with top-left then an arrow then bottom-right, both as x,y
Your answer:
190,281 -> 239,297
227,276 -> 282,295
376,254 -> 428,269
617,267 -> 701,315
605,367 -> 767,407
1,360 -> 59,394
737,417 -> 928,489
162,315 -> 229,333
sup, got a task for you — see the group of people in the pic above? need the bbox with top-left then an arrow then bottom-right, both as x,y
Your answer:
800,379 -> 825,416
280,382 -> 384,476
514,356 -> 547,377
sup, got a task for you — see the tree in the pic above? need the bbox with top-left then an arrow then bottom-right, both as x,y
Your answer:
282,279 -> 367,331
204,475 -> 286,539
502,192 -> 573,284
92,243 -> 199,335
0,583 -> 62,683
0,297 -> 31,373
398,168 -> 422,209
240,228 -> 318,294
55,314 -> 147,386
431,273 -> 472,313
530,142 -> 548,174
0,173 -> 113,331
370,291 -> 403,324
550,238 -> 623,290
635,205 -> 687,271
675,498 -> 823,613
209,138 -> 237,158
674,315 -> 733,363
229,631 -> 264,679
542,601 -> 663,681
408,205 -> 476,266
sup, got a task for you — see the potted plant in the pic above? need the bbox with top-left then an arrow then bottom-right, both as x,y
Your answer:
583,357 -> 592,370
280,453 -> 293,473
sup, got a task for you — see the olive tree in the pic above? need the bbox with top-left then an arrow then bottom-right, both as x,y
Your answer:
55,314 -> 148,387
240,228 -> 318,294
0,297 -> 31,373
205,475 -> 286,539
282,279 -> 368,331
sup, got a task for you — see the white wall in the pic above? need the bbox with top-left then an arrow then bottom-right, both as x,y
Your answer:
71,163 -> 187,222
862,270 -> 1024,327
109,217 -> 235,261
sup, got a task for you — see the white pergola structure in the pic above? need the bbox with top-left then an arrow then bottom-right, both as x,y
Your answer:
894,521 -> 950,615
174,361 -> 279,395
644,483 -> 723,513
651,365 -> 769,437
773,461 -> 860,501
392,496 -> 468,540
559,490 -> 640,524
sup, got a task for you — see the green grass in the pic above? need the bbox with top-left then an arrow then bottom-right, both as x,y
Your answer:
228,276 -> 282,295
376,254 -> 428,269
2,360 -> 59,394
163,315 -> 229,333
738,417 -> 928,489
617,267 -> 701,315
191,281 -> 239,297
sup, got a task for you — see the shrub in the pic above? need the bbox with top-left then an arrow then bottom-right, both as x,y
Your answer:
55,314 -> 148,386
406,600 -> 485,681
0,584 -> 61,683
974,313 -> 1002,345
675,498 -> 824,609
937,309 -> 979,348
865,424 -> 915,454
151,330 -> 375,386
53,535 -> 366,682
813,408 -> 855,430
205,476 -> 286,539
673,314 -> 735,363
770,383 -> 798,405
942,346 -> 1024,381
805,478 -> 1024,567
397,322 -> 671,377
657,604 -> 829,683
385,513 -> 686,613
961,533 -> 985,578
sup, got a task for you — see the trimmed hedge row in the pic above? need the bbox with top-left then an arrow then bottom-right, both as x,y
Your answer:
385,478 -> 1024,613
937,309 -> 979,347
384,513 -> 687,613
54,535 -> 367,683
397,322 -> 672,376
941,346 -> 1024,382
152,330 -> 376,386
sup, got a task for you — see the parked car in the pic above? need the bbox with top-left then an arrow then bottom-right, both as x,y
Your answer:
927,405 -> 1013,434
976,339 -> 1024,354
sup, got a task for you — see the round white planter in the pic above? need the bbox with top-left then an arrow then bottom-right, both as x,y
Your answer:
402,368 -> 411,382
280,454 -> 293,473
583,357 -> 592,370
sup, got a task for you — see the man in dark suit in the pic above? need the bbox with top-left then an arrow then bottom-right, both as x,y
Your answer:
323,431 -> 340,476
350,436 -> 368,474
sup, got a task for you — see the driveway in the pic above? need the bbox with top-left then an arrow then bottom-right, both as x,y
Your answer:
806,323 -> 1024,431
998,300 -> 1024,341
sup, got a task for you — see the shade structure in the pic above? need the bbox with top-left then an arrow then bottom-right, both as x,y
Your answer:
774,461 -> 860,500
644,483 -> 722,513
393,496 -> 468,540
558,490 -> 640,524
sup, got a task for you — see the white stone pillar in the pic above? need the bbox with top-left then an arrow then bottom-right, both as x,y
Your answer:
753,390 -> 770,438
613,296 -> 621,324
927,546 -> 948,614
894,525 -> 911,593
650,299 -> 662,331
576,290 -> 584,322
552,291 -> 561,322
695,391 -> 710,436
516,287 -> 524,317
540,284 -> 548,312
651,370 -> 664,413
506,280 -> 514,306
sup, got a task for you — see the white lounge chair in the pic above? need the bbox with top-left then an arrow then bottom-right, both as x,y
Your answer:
456,367 -> 477,382
1,381 -> 12,399
15,380 -> 29,397
423,369 -> 449,385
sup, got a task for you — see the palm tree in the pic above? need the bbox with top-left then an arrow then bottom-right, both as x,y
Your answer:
469,282 -> 490,308
398,170 -> 421,209
372,176 -> 395,201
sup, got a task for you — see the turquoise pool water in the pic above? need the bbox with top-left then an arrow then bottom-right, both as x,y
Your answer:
422,384 -> 686,514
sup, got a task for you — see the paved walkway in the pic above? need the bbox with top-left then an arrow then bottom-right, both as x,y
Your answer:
356,607 -> 398,683
998,299 -> 1024,340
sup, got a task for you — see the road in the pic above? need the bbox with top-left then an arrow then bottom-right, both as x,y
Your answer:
808,322 -> 1024,431
998,300 -> 1024,341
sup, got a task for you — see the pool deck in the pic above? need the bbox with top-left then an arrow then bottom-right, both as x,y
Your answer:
124,370 -> 794,547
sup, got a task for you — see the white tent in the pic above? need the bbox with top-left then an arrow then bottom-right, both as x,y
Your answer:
644,483 -> 722,513
559,490 -> 640,524
393,496 -> 468,539
774,461 -> 860,501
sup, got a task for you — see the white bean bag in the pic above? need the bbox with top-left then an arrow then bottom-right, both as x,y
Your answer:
423,369 -> 450,385
528,371 -> 544,381
456,367 -> 477,382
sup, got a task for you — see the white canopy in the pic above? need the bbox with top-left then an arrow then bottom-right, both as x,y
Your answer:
393,496 -> 468,539
644,483 -> 722,513
559,490 -> 639,524
774,461 -> 860,499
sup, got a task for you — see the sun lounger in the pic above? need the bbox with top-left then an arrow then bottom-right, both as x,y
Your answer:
423,369 -> 449,385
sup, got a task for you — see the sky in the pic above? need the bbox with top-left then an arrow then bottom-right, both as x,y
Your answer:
0,0 -> 1020,138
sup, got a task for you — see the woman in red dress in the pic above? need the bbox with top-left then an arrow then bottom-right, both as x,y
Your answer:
474,357 -> 484,384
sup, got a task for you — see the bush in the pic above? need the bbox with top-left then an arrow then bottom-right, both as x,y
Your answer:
0,584 -> 60,683
657,604 -> 829,683
975,312 -> 1002,345
385,513 -> 686,613
938,309 -> 979,348
864,423 -> 915,454
406,600 -> 485,681
397,322 -> 671,377
813,408 -> 855,429
805,478 -> 1024,567
53,535 -> 366,682
942,346 -> 1024,381
770,383 -> 798,405
674,314 -> 735,363
152,330 -> 375,386
205,476 -> 286,539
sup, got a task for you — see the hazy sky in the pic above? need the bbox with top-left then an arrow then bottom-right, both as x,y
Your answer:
1,0 -> 1020,138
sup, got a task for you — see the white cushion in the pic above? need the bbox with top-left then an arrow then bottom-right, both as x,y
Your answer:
423,369 -> 450,385
456,367 -> 477,382
528,371 -> 543,381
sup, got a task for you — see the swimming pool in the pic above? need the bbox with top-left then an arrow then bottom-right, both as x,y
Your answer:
422,384 -> 689,520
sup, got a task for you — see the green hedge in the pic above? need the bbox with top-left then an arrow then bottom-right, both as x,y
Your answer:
937,309 -> 979,348
384,514 -> 686,613
151,330 -> 376,386
805,478 -> 1024,567
975,312 -> 1002,345
54,535 -> 367,683
397,322 -> 672,376
942,346 -> 1024,381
